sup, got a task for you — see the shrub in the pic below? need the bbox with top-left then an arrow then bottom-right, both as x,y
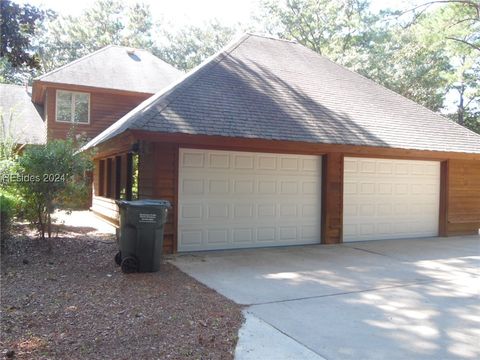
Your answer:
14,138 -> 91,241
0,189 -> 22,250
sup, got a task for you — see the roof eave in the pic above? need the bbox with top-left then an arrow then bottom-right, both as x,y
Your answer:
32,79 -> 156,98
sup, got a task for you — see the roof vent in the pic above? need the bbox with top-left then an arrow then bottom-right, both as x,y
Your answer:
126,48 -> 135,55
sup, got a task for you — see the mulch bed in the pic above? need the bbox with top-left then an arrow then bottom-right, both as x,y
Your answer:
0,225 -> 244,359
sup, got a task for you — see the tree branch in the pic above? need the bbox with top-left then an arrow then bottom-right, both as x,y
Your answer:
446,36 -> 480,51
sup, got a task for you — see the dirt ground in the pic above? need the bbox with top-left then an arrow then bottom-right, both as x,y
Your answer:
0,215 -> 244,359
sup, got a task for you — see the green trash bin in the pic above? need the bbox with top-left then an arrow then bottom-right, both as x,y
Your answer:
115,199 -> 171,273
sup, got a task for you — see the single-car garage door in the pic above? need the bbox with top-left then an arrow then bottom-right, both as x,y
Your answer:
178,149 -> 322,251
343,157 -> 440,242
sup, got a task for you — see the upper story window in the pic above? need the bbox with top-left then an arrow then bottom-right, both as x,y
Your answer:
56,90 -> 90,124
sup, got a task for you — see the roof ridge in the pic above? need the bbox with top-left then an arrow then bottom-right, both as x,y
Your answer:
35,45 -> 115,81
140,33 -> 252,128
107,44 -> 154,53
81,34 -> 252,151
245,32 -> 297,43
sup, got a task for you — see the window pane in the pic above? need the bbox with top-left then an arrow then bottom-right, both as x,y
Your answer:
74,93 -> 89,123
57,91 -> 72,122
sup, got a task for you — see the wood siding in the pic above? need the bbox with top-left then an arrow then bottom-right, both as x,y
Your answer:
91,196 -> 119,226
91,157 -> 120,226
45,87 -> 149,140
446,159 -> 480,236
138,141 -> 178,254
321,153 -> 344,244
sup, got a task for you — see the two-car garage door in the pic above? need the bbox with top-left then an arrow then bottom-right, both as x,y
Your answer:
178,149 -> 322,251
177,149 -> 440,251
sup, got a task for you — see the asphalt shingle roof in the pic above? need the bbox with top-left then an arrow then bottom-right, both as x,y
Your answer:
36,45 -> 183,94
0,84 -> 46,145
83,34 -> 480,154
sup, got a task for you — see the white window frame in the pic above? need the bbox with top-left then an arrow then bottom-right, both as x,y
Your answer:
55,90 -> 90,124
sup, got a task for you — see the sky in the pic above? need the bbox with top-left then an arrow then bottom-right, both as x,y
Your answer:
17,0 -> 418,27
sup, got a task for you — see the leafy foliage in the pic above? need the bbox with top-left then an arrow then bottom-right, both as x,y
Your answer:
259,0 -> 377,60
14,139 -> 92,241
0,0 -> 50,69
159,21 -> 237,71
0,189 -> 22,249
36,0 -> 148,72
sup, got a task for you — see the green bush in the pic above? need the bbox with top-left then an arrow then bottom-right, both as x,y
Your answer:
0,190 -> 22,249
14,138 -> 92,240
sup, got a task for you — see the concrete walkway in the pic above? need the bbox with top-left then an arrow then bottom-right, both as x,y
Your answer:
172,236 -> 480,360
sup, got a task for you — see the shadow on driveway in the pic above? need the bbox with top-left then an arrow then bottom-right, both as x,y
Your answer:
172,235 -> 480,360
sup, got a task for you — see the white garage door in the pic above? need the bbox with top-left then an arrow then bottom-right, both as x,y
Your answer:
178,149 -> 322,251
343,157 -> 440,242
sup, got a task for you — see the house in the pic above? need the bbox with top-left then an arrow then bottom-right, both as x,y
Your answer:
0,84 -> 46,146
0,45 -> 182,144
82,34 -> 480,254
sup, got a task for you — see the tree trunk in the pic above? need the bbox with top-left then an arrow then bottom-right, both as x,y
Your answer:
457,83 -> 465,127
47,211 -> 52,239
37,204 -> 45,241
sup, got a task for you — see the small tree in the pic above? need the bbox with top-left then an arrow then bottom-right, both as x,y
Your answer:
0,109 -> 22,249
15,138 -> 91,243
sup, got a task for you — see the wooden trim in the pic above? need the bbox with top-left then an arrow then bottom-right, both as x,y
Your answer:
173,145 -> 180,253
90,209 -> 119,228
33,80 -> 154,104
90,132 -> 136,159
114,156 -> 122,199
129,130 -> 480,161
339,155 -> 344,242
321,156 -> 327,243
126,153 -> 133,201
320,153 -> 344,244
90,195 -> 119,227
106,158 -> 113,198
439,160 -> 449,237
98,159 -> 105,196
55,89 -> 91,124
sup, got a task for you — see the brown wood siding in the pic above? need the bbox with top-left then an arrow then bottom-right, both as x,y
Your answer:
45,87 -> 149,141
438,161 -> 449,237
138,142 -> 178,254
90,160 -> 119,226
91,196 -> 119,226
446,159 -> 480,235
321,153 -> 344,244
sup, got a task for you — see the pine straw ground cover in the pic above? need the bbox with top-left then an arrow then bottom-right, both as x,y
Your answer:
0,223 -> 244,359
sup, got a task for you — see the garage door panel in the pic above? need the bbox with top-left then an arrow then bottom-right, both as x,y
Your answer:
343,157 -> 440,242
179,149 -> 322,251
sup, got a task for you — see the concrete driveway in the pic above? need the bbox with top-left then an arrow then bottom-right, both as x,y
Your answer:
171,236 -> 480,360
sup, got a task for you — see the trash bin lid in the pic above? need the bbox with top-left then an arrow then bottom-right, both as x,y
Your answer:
116,199 -> 171,208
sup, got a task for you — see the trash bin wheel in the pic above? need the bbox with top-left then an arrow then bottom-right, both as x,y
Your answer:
114,251 -> 122,266
121,256 -> 138,273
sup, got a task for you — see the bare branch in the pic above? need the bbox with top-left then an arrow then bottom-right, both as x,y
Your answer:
464,95 -> 479,108
446,36 -> 480,51
404,1 -> 480,18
